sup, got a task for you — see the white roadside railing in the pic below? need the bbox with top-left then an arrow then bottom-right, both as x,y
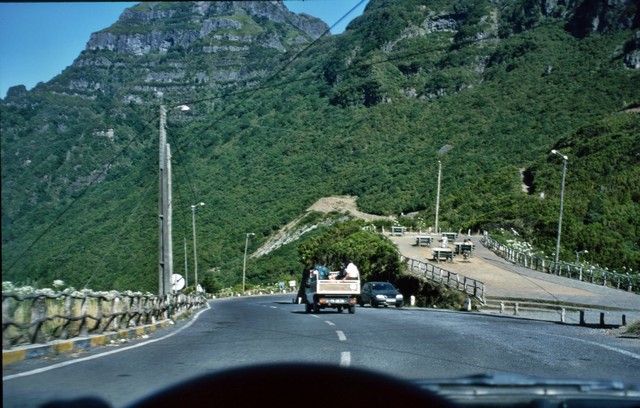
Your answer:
481,235 -> 639,294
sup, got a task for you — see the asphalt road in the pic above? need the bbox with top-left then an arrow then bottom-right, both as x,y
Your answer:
3,294 -> 640,407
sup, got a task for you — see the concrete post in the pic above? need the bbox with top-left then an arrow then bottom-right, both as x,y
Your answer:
29,297 -> 47,344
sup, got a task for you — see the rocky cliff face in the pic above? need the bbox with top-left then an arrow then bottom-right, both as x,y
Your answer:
323,0 -> 639,107
50,1 -> 328,101
86,1 -> 327,54
560,0 -> 639,37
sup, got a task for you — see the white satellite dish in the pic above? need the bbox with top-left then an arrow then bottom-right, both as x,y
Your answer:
171,274 -> 185,291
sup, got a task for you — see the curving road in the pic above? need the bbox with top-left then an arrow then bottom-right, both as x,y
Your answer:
4,294 -> 640,407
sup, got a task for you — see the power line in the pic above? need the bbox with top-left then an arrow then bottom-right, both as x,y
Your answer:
4,1 -> 370,279
83,166 -> 158,289
166,122 -> 199,204
155,0 -> 370,213
3,114 -> 158,275
177,0 -> 368,109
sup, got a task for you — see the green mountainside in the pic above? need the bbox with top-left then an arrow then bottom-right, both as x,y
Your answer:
1,0 -> 639,292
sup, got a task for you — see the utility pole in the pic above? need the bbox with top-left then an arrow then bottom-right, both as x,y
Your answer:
165,144 -> 173,296
158,105 -> 173,297
158,106 -> 167,296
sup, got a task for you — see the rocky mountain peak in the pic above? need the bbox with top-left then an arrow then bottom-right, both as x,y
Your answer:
86,1 -> 328,55
43,1 -> 330,101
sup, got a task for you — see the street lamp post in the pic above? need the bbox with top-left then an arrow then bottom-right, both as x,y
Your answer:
433,146 -> 451,236
551,149 -> 568,266
434,160 -> 442,235
191,202 -> 205,291
243,233 -> 255,293
576,250 -> 588,264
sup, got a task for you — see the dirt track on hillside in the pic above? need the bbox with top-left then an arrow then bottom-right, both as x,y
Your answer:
306,196 -> 393,221
252,196 -> 393,257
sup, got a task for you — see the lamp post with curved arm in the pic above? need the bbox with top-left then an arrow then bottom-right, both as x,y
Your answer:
551,149 -> 568,265
576,249 -> 588,264
434,160 -> 441,235
191,202 -> 205,291
243,233 -> 255,294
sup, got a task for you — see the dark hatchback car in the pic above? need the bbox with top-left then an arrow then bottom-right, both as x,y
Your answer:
358,282 -> 403,308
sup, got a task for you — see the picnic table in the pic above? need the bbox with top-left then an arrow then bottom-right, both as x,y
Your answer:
391,226 -> 406,236
432,247 -> 453,262
454,242 -> 475,255
441,232 -> 458,242
416,236 -> 433,247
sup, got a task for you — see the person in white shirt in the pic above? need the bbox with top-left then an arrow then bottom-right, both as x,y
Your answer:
344,261 -> 359,280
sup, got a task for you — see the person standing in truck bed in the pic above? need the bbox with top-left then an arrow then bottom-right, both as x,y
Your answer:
315,260 -> 330,280
344,260 -> 359,280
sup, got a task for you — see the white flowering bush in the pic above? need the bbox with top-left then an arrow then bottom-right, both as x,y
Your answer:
2,280 -> 158,302
12,285 -> 36,296
2,279 -> 208,348
2,281 -> 16,292
490,228 -> 541,257
505,239 -> 534,256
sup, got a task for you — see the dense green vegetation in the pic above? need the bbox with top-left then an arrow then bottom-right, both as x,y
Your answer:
298,221 -> 401,280
296,220 -> 467,309
1,0 -> 639,293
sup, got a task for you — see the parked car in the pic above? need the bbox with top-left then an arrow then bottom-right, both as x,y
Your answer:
359,282 -> 403,308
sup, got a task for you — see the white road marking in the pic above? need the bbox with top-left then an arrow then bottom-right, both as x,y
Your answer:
270,306 -> 277,309
336,330 -> 347,341
546,332 -> 640,360
325,321 -> 335,326
340,351 -> 351,367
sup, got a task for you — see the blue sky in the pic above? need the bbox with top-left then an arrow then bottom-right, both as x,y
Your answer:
0,1 -> 368,98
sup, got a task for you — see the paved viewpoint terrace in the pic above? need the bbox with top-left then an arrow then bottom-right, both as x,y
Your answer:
387,232 -> 640,325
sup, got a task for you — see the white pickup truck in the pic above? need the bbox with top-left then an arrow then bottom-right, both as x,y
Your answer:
304,272 -> 360,314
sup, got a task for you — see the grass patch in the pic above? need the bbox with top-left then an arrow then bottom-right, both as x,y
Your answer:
624,319 -> 640,337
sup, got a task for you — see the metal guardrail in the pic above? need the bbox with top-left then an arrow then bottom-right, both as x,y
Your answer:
482,236 -> 640,294
2,291 -> 206,349
402,256 -> 486,303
